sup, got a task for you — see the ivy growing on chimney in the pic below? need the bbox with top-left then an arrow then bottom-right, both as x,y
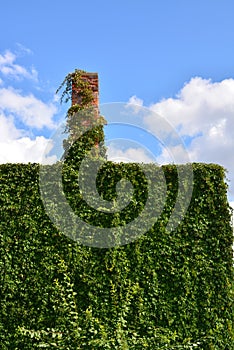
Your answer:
56,69 -> 107,159
56,69 -> 94,106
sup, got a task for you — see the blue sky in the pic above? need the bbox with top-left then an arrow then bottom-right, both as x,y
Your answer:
1,0 -> 234,205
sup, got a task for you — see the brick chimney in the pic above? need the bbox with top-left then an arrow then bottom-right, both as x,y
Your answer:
71,72 -> 99,118
61,71 -> 104,159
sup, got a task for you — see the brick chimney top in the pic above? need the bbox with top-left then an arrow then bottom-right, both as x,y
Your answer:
71,72 -> 99,109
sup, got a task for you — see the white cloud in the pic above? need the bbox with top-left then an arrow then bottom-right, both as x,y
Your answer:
0,113 -> 22,141
150,77 -> 234,137
0,87 -> 57,129
0,136 -> 56,164
145,77 -> 234,197
0,111 -> 56,164
16,43 -> 33,56
128,95 -> 144,107
0,48 -> 59,164
107,142 -> 157,163
126,95 -> 144,113
155,144 -> 189,165
0,50 -> 38,81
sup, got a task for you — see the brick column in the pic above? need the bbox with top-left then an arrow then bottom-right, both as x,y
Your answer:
71,72 -> 99,118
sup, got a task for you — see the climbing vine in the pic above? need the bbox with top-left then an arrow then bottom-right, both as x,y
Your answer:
56,69 -> 94,106
56,69 -> 107,158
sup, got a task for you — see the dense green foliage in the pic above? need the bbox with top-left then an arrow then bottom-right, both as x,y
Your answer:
0,147 -> 233,349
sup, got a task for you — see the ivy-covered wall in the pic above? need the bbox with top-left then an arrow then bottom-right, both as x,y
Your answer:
0,159 -> 233,349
